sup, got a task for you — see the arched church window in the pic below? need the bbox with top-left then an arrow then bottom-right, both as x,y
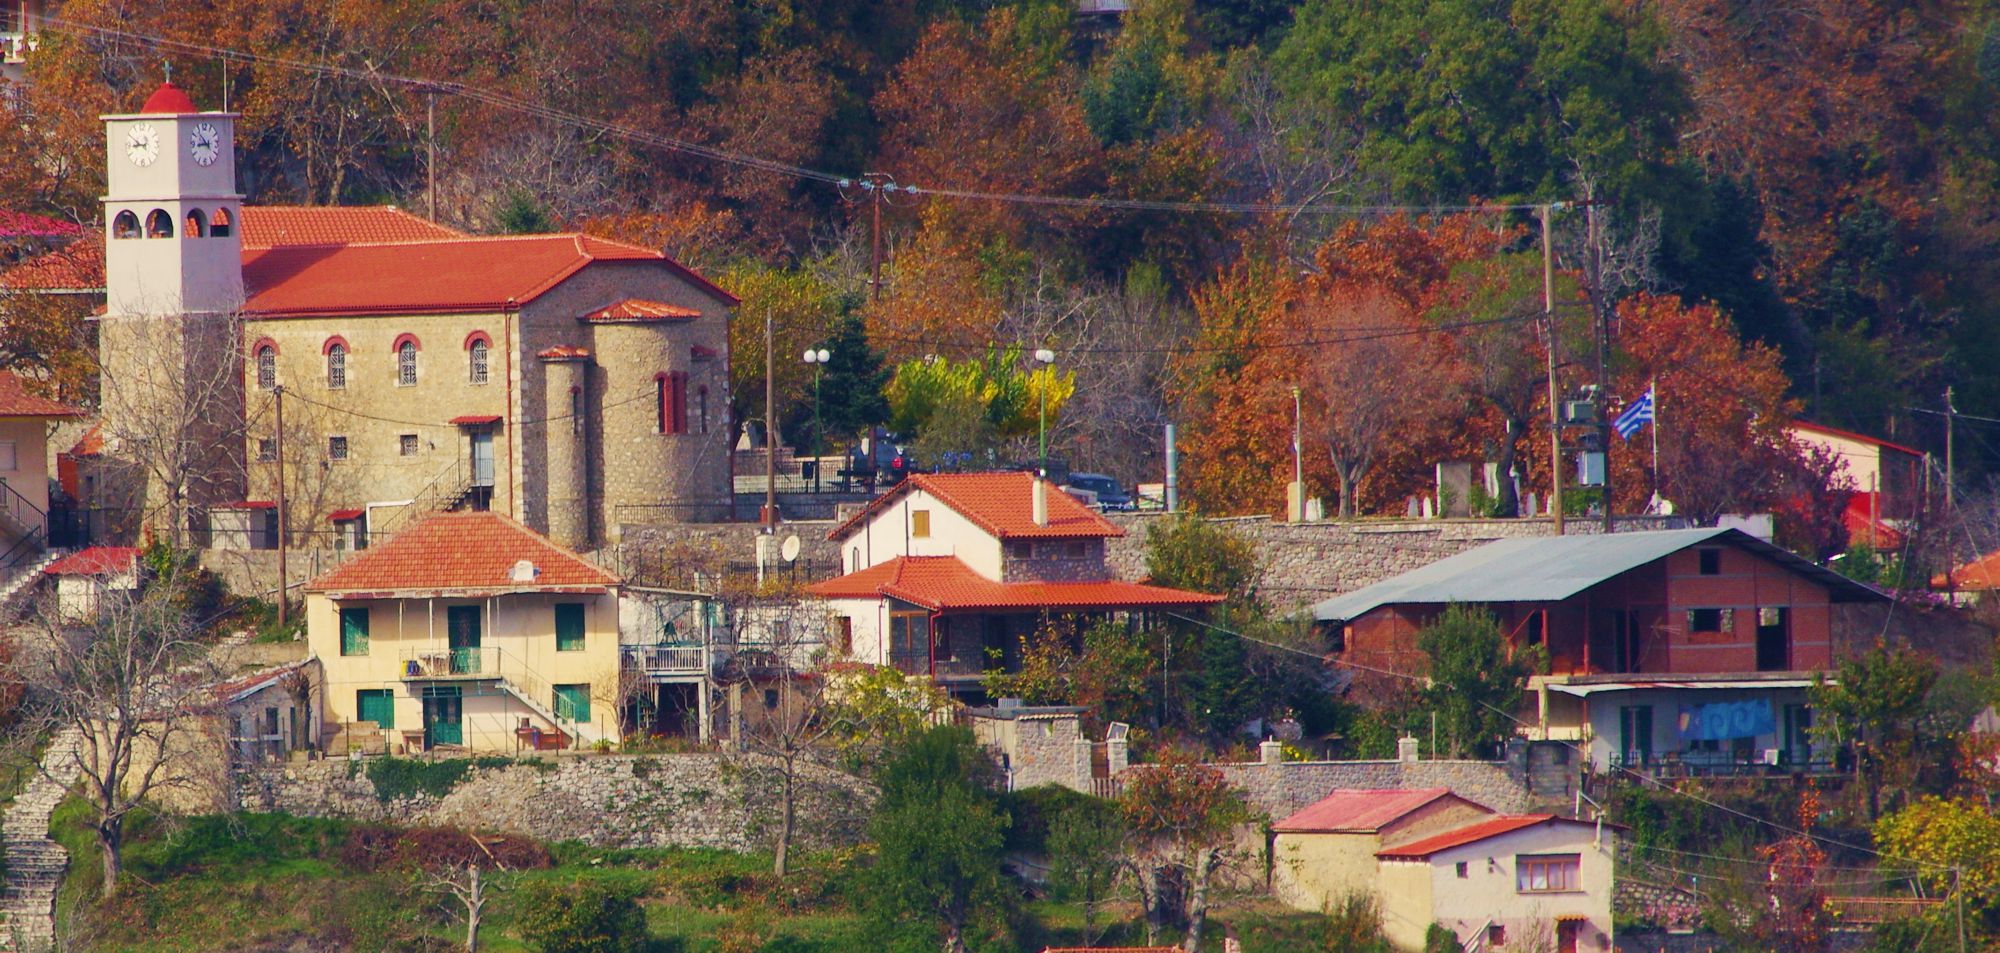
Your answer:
211,208 -> 233,238
468,338 -> 490,385
255,344 -> 277,391
145,209 -> 174,238
326,342 -> 347,389
185,209 -> 208,237
397,340 -> 418,386
112,211 -> 141,239
698,387 -> 709,435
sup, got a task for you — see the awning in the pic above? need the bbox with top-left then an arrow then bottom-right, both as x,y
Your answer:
449,414 -> 502,426
1547,678 -> 1819,697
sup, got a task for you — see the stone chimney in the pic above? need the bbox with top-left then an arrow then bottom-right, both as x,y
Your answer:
1031,474 -> 1049,527
1397,735 -> 1422,762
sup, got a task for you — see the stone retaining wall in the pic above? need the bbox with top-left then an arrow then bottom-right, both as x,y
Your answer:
1104,514 -> 1684,614
236,753 -> 874,852
1210,758 -> 1532,820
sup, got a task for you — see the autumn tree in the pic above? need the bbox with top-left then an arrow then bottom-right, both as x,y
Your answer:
1119,750 -> 1257,951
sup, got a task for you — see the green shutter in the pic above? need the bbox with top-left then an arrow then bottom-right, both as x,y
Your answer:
555,603 -> 586,652
553,684 -> 591,723
356,689 -> 394,730
339,608 -> 370,656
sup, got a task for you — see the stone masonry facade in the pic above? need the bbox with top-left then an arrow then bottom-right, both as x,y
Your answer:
236,754 -> 874,853
1210,757 -> 1535,821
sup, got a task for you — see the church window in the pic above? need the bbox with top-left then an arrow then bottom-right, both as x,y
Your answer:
658,373 -> 687,434
328,436 -> 349,461
325,343 -> 346,389
185,209 -> 208,237
254,345 -> 277,391
397,340 -> 418,386
145,209 -> 174,238
655,375 -> 667,433
210,207 -> 232,238
468,339 -> 489,385
697,387 -> 709,434
112,211 -> 141,239
570,387 -> 584,435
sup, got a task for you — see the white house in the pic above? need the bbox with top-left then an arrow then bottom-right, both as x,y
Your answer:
806,471 -> 1221,697
43,545 -> 142,623
1375,814 -> 1615,953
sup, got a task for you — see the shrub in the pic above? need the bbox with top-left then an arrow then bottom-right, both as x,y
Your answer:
339,824 -> 551,872
517,882 -> 652,953
361,756 -> 516,801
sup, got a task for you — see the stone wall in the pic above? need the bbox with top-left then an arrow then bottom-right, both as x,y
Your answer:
200,546 -> 355,602
1209,757 -> 1533,820
602,521 -> 842,588
236,753 -> 874,852
1104,514 -> 1686,614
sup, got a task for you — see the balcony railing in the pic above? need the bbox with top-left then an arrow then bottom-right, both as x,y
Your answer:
890,652 -> 984,680
1608,748 -> 1840,778
622,644 -> 707,675
399,645 -> 500,679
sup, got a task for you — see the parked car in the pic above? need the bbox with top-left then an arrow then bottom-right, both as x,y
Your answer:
1065,473 -> 1135,512
843,431 -> 914,488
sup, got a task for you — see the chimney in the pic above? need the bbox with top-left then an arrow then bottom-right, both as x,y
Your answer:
1032,474 -> 1049,527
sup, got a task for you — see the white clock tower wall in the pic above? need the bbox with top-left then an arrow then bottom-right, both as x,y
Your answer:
101,84 -> 243,319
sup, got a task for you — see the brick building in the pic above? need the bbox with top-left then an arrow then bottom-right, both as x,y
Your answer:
1311,528 -> 1886,773
84,82 -> 734,550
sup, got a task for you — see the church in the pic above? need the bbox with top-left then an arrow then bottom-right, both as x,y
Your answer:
83,81 -> 735,552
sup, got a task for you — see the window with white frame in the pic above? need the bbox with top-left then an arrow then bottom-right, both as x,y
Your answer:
397,340 -> 418,386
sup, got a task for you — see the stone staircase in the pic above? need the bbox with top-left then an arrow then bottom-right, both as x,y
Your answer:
0,727 -> 86,952
0,549 -> 63,623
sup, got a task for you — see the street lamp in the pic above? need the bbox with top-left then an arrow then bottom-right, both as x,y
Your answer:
803,348 -> 829,493
1033,348 -> 1056,475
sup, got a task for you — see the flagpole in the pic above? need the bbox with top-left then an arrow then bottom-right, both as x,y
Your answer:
1650,378 -> 1660,498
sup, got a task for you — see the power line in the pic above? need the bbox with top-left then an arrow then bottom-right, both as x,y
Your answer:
35,15 -> 1564,220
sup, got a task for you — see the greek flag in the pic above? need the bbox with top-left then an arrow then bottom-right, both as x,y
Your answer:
1614,387 -> 1655,440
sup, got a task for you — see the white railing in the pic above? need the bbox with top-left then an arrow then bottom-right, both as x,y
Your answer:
623,644 -> 707,674
1076,0 -> 1131,12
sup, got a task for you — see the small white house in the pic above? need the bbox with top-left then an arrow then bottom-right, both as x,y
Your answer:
1375,815 -> 1615,953
44,546 -> 142,623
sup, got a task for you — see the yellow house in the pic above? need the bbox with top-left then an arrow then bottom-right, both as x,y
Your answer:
1270,788 -> 1495,912
304,511 -> 623,753
0,370 -> 83,559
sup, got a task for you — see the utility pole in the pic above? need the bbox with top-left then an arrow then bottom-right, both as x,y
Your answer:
1945,387 -> 1957,512
764,306 -> 777,530
1587,198 -> 1613,534
1541,204 -> 1565,535
273,385 -> 288,629
862,173 -> 890,302
425,87 -> 438,223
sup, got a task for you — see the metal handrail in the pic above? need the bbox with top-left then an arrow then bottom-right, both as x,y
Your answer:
1462,919 -> 1494,953
0,478 -> 46,534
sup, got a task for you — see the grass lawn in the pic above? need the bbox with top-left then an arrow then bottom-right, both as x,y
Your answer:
45,804 -> 1334,952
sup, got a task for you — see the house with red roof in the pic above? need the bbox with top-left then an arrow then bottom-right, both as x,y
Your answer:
806,471 -> 1221,695
43,545 -> 141,622
1271,787 -> 1613,952
303,511 -> 627,753
1787,420 -> 1926,550
0,369 -> 83,563
73,82 -> 735,551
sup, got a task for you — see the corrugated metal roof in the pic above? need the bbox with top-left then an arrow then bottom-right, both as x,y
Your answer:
1310,528 -> 1883,622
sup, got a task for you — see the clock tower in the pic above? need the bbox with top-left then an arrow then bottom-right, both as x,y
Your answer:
101,81 -> 243,317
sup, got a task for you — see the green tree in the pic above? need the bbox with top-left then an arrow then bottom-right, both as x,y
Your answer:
813,307 -> 892,449
1046,794 -> 1128,946
1810,642 -> 1938,819
866,725 -> 1012,953
1875,797 -> 2000,926
1272,0 -> 1686,205
1143,511 -> 1259,609
495,190 -> 555,234
982,616 -> 1159,729
824,666 -> 953,769
1423,923 -> 1466,953
1415,605 -> 1546,758
516,883 -> 649,953
886,345 -> 1077,452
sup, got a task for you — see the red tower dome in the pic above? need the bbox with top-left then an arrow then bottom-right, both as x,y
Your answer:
139,82 -> 199,115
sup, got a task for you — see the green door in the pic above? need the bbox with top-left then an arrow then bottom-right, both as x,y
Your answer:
447,605 -> 482,674
422,687 -> 462,747
356,689 -> 395,730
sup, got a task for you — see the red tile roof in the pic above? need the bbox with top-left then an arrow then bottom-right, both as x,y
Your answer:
66,423 -> 104,458
449,414 -> 502,425
1936,549 -> 2000,591
304,511 -> 619,595
807,556 -> 1222,612
1376,815 -> 1588,858
43,546 -> 141,576
327,508 -> 364,522
537,346 -> 592,359
0,372 -> 84,418
240,206 -> 464,248
0,211 -> 84,240
580,298 -> 702,322
243,235 -> 673,317
0,237 -> 104,292
1272,788 -> 1486,834
830,472 -> 1124,541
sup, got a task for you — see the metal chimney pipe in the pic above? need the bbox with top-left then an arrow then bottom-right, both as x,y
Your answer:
1032,473 -> 1049,527
1164,423 -> 1179,512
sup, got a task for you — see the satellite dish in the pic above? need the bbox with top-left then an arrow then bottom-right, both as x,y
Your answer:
780,535 -> 801,563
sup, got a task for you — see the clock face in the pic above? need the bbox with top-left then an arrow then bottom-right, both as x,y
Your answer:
188,122 -> 221,167
125,123 -> 160,167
